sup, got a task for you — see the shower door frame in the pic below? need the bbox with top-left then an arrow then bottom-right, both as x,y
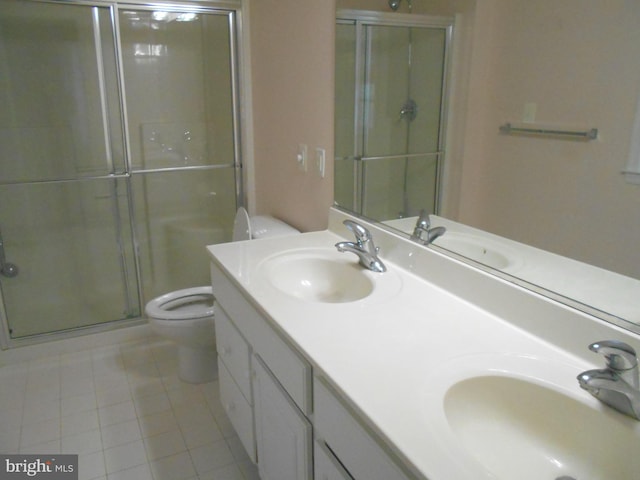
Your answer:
336,9 -> 454,219
0,0 -> 246,349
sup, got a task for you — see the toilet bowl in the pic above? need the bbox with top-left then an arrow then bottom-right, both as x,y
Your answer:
145,286 -> 216,383
145,208 -> 299,383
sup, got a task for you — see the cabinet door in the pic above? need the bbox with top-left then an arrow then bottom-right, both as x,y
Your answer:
252,355 -> 312,480
218,361 -> 256,462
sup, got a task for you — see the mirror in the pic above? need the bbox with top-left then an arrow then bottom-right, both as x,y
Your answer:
335,0 -> 640,333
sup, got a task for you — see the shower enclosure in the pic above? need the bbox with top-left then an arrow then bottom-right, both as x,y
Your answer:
335,11 -> 452,221
0,0 -> 242,346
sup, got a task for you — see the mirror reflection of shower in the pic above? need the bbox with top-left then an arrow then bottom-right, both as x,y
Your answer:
334,11 -> 450,222
400,24 -> 416,218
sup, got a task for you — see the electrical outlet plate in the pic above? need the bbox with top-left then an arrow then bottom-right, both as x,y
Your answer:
523,103 -> 537,123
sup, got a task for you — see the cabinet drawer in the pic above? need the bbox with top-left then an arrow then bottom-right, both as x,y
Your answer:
314,377 -> 414,480
219,360 -> 256,463
215,305 -> 251,401
315,440 -> 354,480
211,263 -> 312,415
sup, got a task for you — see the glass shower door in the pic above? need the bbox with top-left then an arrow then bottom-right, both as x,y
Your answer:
118,8 -> 240,301
0,1 -> 139,340
0,1 -> 241,344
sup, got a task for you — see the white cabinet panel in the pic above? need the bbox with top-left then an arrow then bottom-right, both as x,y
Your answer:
253,355 -> 312,480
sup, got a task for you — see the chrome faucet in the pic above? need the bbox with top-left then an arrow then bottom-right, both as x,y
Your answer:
577,340 -> 640,420
335,220 -> 386,273
410,210 -> 446,245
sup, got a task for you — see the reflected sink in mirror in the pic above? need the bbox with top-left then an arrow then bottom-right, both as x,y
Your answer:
384,216 -> 523,272
444,374 -> 640,480
258,249 -> 375,303
431,232 -> 521,271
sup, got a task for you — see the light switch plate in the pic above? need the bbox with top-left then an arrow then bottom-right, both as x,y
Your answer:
315,147 -> 326,178
297,144 -> 308,172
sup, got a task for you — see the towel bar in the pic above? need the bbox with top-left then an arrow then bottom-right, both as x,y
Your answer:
499,122 -> 598,140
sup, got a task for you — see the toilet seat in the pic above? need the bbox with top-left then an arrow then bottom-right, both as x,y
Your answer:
145,286 -> 214,321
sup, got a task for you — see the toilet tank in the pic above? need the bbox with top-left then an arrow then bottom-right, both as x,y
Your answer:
251,215 -> 300,239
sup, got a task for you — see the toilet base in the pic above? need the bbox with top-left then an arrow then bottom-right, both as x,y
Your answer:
177,345 -> 218,384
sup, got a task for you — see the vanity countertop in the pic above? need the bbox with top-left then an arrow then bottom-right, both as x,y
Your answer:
207,208 -> 639,480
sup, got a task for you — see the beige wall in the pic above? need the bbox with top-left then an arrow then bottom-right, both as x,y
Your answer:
248,0 -> 640,278
457,0 -> 640,278
248,0 -> 336,232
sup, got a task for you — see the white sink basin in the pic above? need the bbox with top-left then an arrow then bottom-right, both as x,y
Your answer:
444,374 -> 640,480
432,232 -> 519,271
258,249 -> 375,303
421,354 -> 640,479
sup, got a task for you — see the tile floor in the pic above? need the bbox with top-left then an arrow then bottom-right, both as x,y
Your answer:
0,336 -> 260,480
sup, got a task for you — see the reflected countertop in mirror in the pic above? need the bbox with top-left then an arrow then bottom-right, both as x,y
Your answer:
385,215 -> 640,329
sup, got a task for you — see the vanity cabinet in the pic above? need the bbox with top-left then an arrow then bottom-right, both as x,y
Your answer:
211,263 -> 313,479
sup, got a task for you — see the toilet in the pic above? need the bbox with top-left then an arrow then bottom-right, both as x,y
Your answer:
145,208 -> 299,383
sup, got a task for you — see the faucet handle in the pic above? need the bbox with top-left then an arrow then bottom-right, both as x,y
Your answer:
343,220 -> 371,244
414,210 -> 431,230
589,340 -> 638,371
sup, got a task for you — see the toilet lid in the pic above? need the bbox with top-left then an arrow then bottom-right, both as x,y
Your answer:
232,207 -> 252,241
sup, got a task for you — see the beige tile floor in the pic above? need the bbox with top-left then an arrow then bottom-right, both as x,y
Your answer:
0,336 -> 260,480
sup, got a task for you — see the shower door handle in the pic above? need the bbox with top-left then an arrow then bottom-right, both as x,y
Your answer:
399,99 -> 417,122
0,228 -> 19,278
